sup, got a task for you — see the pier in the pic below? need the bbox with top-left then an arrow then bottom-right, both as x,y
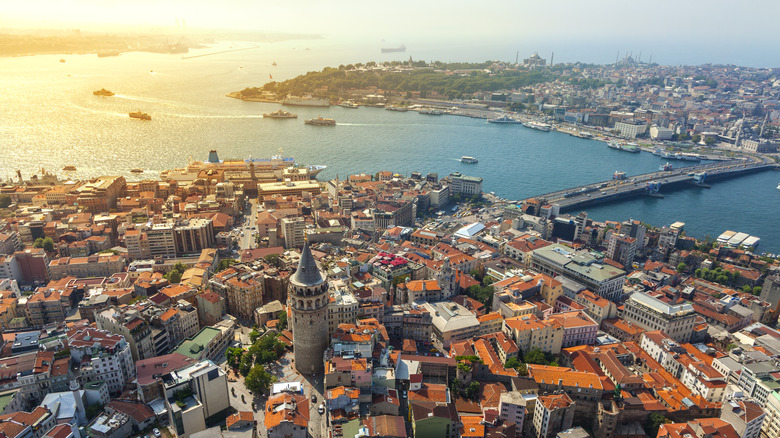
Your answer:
522,158 -> 779,212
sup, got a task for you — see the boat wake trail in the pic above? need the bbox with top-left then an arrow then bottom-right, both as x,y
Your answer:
164,113 -> 264,119
69,103 -> 129,118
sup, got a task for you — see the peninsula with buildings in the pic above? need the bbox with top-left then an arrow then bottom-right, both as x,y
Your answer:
233,54 -> 780,156
0,142 -> 779,438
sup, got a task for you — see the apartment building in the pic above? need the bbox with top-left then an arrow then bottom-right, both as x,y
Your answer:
623,293 -> 697,343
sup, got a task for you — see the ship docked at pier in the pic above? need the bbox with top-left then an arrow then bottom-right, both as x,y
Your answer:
282,96 -> 330,107
523,121 -> 551,132
159,150 -> 327,192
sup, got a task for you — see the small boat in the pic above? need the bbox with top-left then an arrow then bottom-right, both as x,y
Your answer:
93,88 -> 115,97
62,166 -> 76,171
130,169 -> 144,173
418,108 -> 443,115
487,115 -> 521,124
777,183 -> 780,190
272,61 -> 277,66
129,111 -> 151,121
461,156 -> 478,164
263,109 -> 297,119
304,117 -> 336,126
339,101 -> 359,109
659,162 -> 673,171
385,106 -> 408,112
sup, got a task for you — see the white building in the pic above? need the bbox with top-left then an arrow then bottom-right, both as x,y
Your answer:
328,288 -> 359,336
623,293 -> 696,343
69,328 -> 135,394
615,120 -> 647,138
164,360 -> 230,438
720,398 -> 765,438
649,125 -> 674,140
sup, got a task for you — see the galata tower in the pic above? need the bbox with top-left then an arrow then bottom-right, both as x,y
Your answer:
289,242 -> 329,374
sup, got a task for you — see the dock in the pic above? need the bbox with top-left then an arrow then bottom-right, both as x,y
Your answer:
522,159 -> 778,211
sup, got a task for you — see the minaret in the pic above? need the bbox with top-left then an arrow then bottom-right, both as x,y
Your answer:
70,379 -> 87,425
289,241 -> 329,374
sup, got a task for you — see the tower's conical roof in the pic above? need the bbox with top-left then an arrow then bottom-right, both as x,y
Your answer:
291,241 -> 325,286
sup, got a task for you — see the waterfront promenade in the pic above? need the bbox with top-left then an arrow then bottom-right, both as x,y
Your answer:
523,158 -> 779,211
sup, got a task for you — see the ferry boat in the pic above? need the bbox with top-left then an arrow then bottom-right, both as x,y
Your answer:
381,45 -> 406,53
487,115 -> 521,124
776,183 -> 780,190
129,111 -> 151,121
263,109 -> 297,119
93,88 -> 115,97
62,166 -> 77,171
659,162 -> 673,171
339,101 -> 359,109
523,121 -> 551,132
304,117 -> 336,126
622,143 -> 640,153
577,131 -> 594,139
418,108 -> 444,115
461,156 -> 478,164
282,96 -> 330,107
385,106 -> 408,112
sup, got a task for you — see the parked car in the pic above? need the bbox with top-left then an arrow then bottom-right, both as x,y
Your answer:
153,428 -> 161,437
318,404 -> 325,414
311,394 -> 317,403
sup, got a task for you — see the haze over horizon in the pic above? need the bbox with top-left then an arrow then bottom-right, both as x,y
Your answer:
3,0 -> 780,67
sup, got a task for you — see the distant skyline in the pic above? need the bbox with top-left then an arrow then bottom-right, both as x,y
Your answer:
3,0 -> 780,67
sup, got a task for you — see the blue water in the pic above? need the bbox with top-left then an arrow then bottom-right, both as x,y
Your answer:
0,41 -> 778,253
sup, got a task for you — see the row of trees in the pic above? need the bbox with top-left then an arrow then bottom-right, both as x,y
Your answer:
694,266 -> 742,287
504,347 -> 560,376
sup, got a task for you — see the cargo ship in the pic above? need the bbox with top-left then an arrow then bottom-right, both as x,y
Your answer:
129,111 -> 151,121
282,96 -> 330,107
263,109 -> 297,119
305,117 -> 336,126
160,150 -> 327,183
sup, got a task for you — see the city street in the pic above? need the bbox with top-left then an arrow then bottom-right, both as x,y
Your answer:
273,351 -> 327,438
239,199 -> 258,251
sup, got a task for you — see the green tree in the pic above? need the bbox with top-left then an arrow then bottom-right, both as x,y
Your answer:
245,365 -> 277,394
692,134 -> 701,144
464,381 -> 480,400
676,262 -> 687,273
249,329 -> 261,344
523,348 -> 548,365
264,254 -> 282,268
753,286 -> 762,296
742,285 -> 753,294
0,195 -> 11,208
217,258 -> 237,272
42,237 -> 55,252
165,269 -> 182,284
85,402 -> 104,420
644,413 -> 671,437
165,262 -> 187,284
704,137 -> 716,145
33,238 -> 44,248
277,311 -> 288,331
226,347 -> 244,369
239,353 -> 253,376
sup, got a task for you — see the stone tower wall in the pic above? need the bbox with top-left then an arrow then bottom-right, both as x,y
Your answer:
291,281 -> 329,374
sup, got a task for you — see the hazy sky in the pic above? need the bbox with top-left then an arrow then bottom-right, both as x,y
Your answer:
3,1 -> 779,66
